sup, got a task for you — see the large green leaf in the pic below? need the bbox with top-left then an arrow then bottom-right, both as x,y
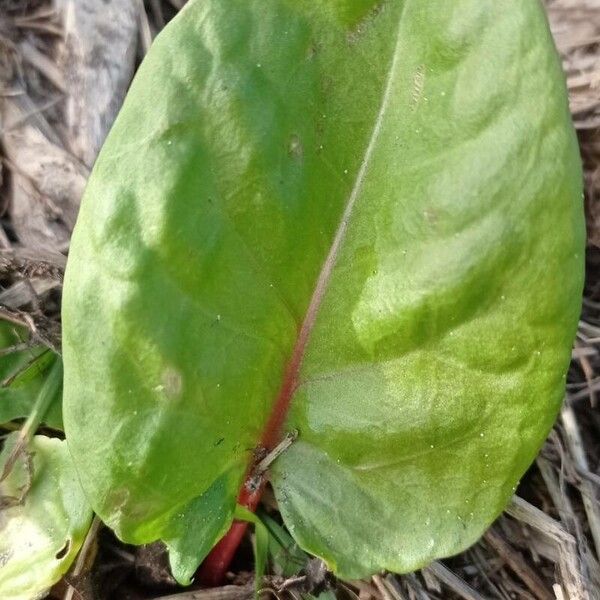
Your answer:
0,434 -> 92,599
62,0 -> 584,580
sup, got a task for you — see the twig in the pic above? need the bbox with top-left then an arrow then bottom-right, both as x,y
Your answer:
507,497 -> 589,600
0,306 -> 32,330
561,403 -> 600,559
536,456 -> 580,540
372,575 -> 394,600
347,579 -> 381,600
384,575 -> 410,600
137,0 -> 153,55
153,583 -> 254,600
0,306 -> 60,352
18,40 -> 66,93
422,562 -> 487,600
575,341 -> 597,406
246,430 -> 298,492
484,529 -> 553,600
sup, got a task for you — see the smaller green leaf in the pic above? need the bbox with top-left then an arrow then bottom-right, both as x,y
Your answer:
235,505 -> 269,597
1,360 -> 63,483
0,323 -> 62,430
2,351 -> 52,388
259,510 -> 307,578
0,433 -> 92,600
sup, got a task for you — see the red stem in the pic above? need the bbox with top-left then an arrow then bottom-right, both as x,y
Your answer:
197,521 -> 251,586
197,485 -> 264,586
197,338 -> 305,585
198,141 -> 356,583
198,314 -> 313,585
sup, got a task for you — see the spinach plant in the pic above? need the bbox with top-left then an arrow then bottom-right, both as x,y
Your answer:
62,0 -> 584,584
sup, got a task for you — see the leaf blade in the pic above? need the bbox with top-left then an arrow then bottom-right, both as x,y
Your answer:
62,0 -> 584,579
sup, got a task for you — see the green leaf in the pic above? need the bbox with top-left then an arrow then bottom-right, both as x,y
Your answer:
0,323 -> 62,430
259,511 -> 307,578
0,434 -> 93,599
1,360 -> 64,485
234,505 -> 270,595
62,0 -> 584,580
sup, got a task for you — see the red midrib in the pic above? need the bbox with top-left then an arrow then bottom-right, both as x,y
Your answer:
199,151 -> 365,587
197,248 -> 337,586
198,8 -> 404,582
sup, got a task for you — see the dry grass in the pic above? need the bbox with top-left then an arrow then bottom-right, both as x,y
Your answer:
1,1 -> 600,599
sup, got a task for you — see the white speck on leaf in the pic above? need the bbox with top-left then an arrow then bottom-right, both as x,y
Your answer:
162,367 -> 183,398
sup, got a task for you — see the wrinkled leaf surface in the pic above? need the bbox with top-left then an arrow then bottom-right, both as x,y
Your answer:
63,0 -> 584,578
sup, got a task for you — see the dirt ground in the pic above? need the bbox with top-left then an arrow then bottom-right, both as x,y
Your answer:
1,1 -> 600,599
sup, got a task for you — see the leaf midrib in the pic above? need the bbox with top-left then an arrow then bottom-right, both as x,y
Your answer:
256,6 -> 408,454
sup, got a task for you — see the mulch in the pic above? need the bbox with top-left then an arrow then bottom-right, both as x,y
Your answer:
1,1 -> 600,598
